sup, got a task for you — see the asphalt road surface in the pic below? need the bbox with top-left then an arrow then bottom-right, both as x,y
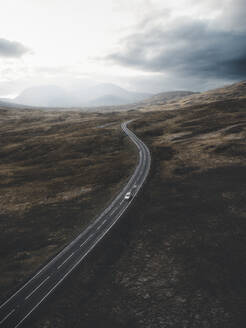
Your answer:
0,121 -> 151,328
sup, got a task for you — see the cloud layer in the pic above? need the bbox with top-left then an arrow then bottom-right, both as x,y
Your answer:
106,1 -> 246,85
0,38 -> 29,58
0,0 -> 246,96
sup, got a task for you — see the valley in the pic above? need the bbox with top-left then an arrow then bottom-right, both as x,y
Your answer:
0,81 -> 245,327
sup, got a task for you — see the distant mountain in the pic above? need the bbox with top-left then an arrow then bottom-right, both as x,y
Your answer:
87,83 -> 150,102
1,83 -> 152,108
13,85 -> 75,107
85,84 -> 151,107
1,80 -> 246,112
88,95 -> 128,107
0,99 -> 29,109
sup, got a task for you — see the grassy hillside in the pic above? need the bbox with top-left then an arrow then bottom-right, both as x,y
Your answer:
88,80 -> 246,113
1,80 -> 246,328
0,107 -> 137,299
140,90 -> 198,106
30,83 -> 246,328
139,80 -> 246,112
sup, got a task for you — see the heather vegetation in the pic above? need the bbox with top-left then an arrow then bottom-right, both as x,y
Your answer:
1,81 -> 246,327
0,108 -> 136,299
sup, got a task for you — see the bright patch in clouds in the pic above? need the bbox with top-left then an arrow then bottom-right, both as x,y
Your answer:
0,0 -> 246,96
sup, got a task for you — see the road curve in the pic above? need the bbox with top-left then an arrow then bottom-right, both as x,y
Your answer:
0,121 -> 151,328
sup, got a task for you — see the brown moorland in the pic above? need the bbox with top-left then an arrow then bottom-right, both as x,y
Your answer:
0,107 -> 137,299
1,80 -> 246,328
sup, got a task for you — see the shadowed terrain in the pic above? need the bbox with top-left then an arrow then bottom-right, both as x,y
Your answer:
0,107 -> 137,299
31,81 -> 245,328
1,80 -> 246,328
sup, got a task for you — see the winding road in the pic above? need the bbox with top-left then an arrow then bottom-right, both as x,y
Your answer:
0,121 -> 151,328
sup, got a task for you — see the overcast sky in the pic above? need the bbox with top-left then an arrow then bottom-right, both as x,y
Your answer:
1,0 -> 246,97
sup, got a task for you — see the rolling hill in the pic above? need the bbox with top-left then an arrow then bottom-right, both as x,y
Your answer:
139,80 -> 246,111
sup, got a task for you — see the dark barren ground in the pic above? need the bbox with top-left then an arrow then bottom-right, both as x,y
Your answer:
0,108 -> 136,300
1,81 -> 246,328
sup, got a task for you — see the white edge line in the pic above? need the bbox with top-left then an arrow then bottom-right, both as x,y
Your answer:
0,128 -> 141,309
12,122 -> 151,328
0,308 -> 15,324
14,147 -> 150,328
14,202 -> 132,328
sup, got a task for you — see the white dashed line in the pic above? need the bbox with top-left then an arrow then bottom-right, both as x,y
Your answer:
57,253 -> 74,270
79,240 -> 87,248
25,276 -> 50,300
87,234 -> 93,241
110,207 -> 118,216
0,309 -> 15,324
2,121 -> 151,328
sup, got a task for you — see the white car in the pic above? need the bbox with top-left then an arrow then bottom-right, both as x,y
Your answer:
124,191 -> 132,200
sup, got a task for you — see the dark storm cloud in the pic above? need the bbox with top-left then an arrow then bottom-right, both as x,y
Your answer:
0,38 -> 29,58
106,17 -> 246,81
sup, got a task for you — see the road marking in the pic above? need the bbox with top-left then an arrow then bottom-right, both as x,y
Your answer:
110,207 -> 118,216
57,253 -> 74,270
80,240 -> 87,248
79,232 -> 95,248
14,182 -> 146,327
9,121 -> 151,328
0,217 -> 96,309
25,276 -> 50,300
87,234 -> 93,241
120,199 -> 124,205
0,309 -> 15,324
96,218 -> 108,231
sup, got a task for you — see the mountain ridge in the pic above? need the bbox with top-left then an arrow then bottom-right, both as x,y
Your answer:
1,83 -> 151,108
